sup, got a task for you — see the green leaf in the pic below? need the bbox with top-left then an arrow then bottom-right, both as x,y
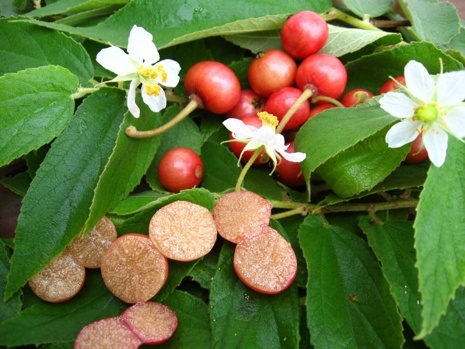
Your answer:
210,242 -> 300,348
20,0 -> 332,48
414,136 -> 465,338
398,0 -> 460,45
298,214 -> 403,349
340,0 -> 392,17
4,88 -> 126,299
0,240 -> 21,323
160,290 -> 212,349
26,0 -> 128,17
0,19 -> 94,86
315,128 -> 410,198
294,104 -> 396,178
0,271 -> 126,347
0,66 -> 78,168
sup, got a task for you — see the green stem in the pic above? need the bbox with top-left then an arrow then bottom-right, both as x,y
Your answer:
311,96 -> 345,108
125,99 -> 198,138
271,206 -> 308,220
71,87 -> 100,100
235,148 -> 262,192
323,7 -> 382,31
276,88 -> 313,134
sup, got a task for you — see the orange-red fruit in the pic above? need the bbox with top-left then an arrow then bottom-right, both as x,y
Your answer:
68,216 -> 117,269
379,76 -> 406,94
149,200 -> 217,262
121,302 -> 178,345
74,317 -> 141,349
100,234 -> 168,303
340,88 -> 374,107
29,250 -> 86,303
234,226 -> 297,294
213,190 -> 271,244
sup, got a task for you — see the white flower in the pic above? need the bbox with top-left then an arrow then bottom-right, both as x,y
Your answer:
96,25 -> 181,118
223,111 -> 306,173
379,60 -> 465,167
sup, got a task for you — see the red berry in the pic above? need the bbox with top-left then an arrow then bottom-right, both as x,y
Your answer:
265,87 -> 311,131
158,147 -> 204,193
340,88 -> 374,107
295,53 -> 347,100
280,10 -> 329,60
309,103 -> 336,117
248,49 -> 297,98
227,116 -> 269,165
225,89 -> 266,119
379,76 -> 406,94
276,142 -> 306,187
405,134 -> 428,164
184,61 -> 241,114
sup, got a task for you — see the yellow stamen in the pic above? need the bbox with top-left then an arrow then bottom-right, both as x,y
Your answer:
257,111 -> 279,127
138,66 -> 159,79
156,65 -> 168,83
145,84 -> 162,96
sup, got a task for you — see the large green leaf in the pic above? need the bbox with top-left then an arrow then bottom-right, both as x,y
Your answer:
340,0 -> 392,17
0,66 -> 78,168
210,242 -> 300,349
27,0 -> 129,17
315,128 -> 410,198
414,136 -> 465,338
298,214 -> 403,349
0,19 -> 93,86
0,271 -> 126,347
0,241 -> 21,323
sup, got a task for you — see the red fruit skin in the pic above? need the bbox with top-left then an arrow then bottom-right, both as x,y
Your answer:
228,116 -> 269,165
405,134 -> 429,164
276,142 -> 306,187
265,87 -> 311,131
379,76 -> 406,94
184,61 -> 241,114
309,103 -> 336,117
340,88 -> 374,107
158,147 -> 204,193
248,49 -> 297,98
280,10 -> 329,60
296,53 -> 348,100
225,89 -> 266,119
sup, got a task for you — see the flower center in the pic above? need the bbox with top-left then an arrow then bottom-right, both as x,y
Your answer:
415,104 -> 439,122
145,83 -> 162,96
257,111 -> 279,128
138,65 -> 168,83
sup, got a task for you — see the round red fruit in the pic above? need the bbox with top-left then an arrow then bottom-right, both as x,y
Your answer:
280,10 -> 329,60
227,116 -> 269,165
265,87 -> 311,131
158,147 -> 204,192
405,134 -> 428,164
248,49 -> 297,98
340,88 -> 374,107
276,142 -> 306,187
379,76 -> 406,94
225,89 -> 266,119
296,53 -> 347,100
184,61 -> 241,114
309,103 -> 336,117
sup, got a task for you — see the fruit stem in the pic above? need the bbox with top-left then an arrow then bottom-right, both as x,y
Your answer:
271,206 -> 308,220
234,148 -> 262,192
125,99 -> 199,138
323,7 -> 382,31
311,96 -> 345,108
276,88 -> 313,134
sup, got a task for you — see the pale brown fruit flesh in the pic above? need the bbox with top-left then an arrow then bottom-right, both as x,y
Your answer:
121,301 -> 178,344
74,317 -> 141,349
68,216 -> 118,269
28,250 -> 86,303
100,234 -> 169,304
233,226 -> 297,294
213,190 -> 271,243
149,200 -> 217,262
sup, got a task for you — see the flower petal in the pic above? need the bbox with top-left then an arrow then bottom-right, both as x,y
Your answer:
404,60 -> 435,102
379,92 -> 416,119
127,79 -> 140,118
96,46 -> 136,76
155,60 -> 181,87
385,120 -> 422,148
423,126 -> 448,167
127,25 -> 160,65
442,106 -> 465,138
223,119 -> 257,139
141,84 -> 167,113
437,70 -> 465,106
278,149 -> 306,163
